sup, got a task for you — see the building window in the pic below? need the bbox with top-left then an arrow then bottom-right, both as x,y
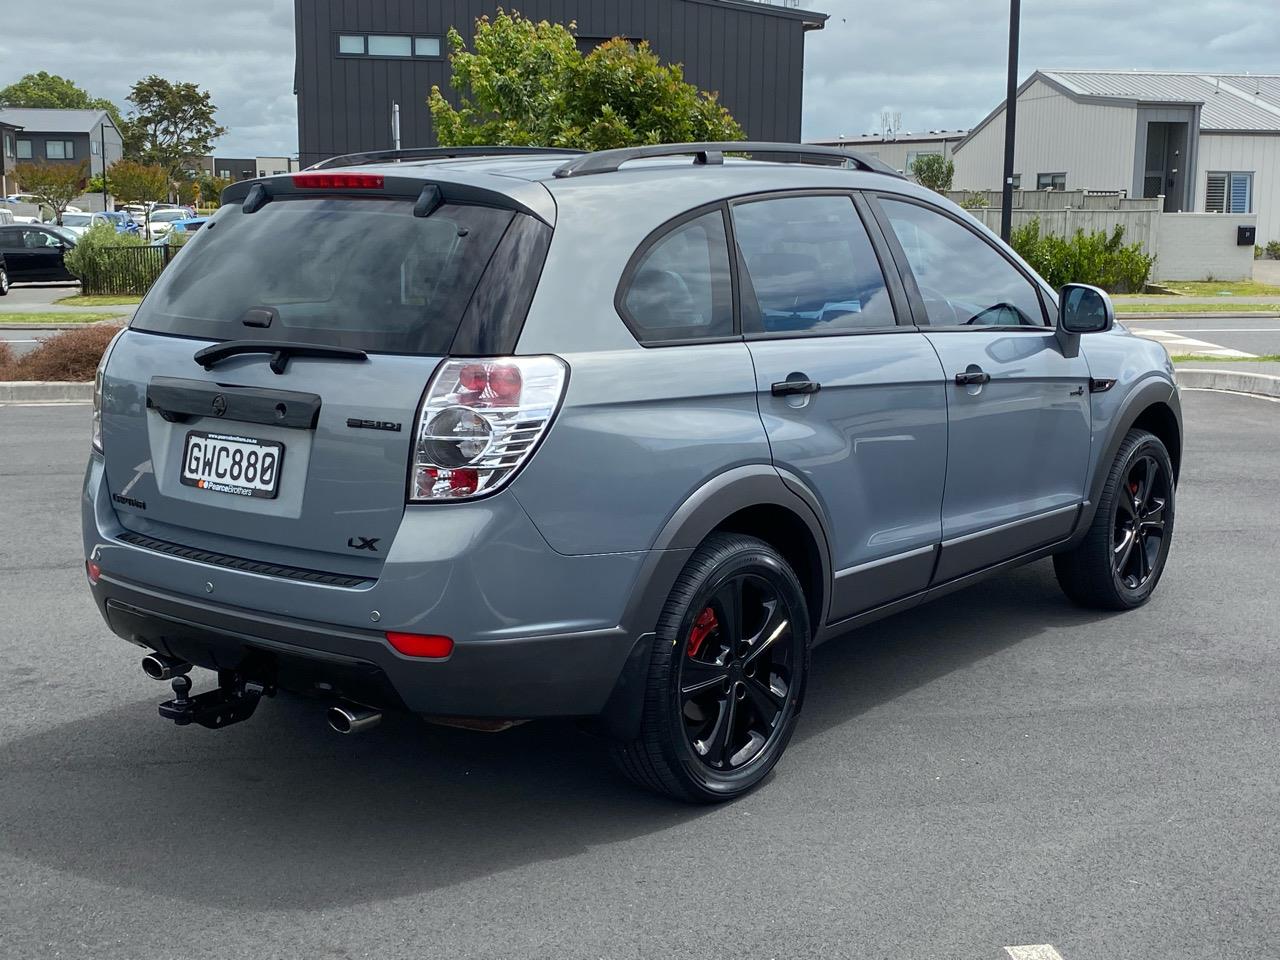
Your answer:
90,140 -> 101,156
3,134 -> 12,158
1037,172 -> 1066,191
218,169 -> 231,179
46,140 -> 75,160
367,35 -> 412,56
337,33 -> 442,59
1206,172 -> 1252,214
16,139 -> 32,159
1011,174 -> 1022,189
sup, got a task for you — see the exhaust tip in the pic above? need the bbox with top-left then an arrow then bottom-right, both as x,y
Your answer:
327,703 -> 381,735
142,653 -> 188,681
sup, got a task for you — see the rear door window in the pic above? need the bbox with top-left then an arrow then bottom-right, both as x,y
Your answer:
731,194 -> 897,335
131,196 -> 518,355
618,209 -> 734,344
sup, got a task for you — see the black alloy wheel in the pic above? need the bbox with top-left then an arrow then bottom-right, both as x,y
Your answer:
678,574 -> 797,773
611,533 -> 810,802
1054,428 -> 1176,610
1112,453 -> 1169,591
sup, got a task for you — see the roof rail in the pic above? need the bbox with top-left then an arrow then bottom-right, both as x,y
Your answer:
308,146 -> 586,171
552,142 -> 904,179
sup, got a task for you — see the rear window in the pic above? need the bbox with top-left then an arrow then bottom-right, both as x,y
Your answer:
131,196 -> 516,354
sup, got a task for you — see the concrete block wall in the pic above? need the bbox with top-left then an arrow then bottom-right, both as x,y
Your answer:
1151,213 -> 1257,282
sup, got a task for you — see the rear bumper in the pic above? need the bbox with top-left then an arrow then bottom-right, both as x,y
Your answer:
91,574 -> 641,717
83,456 -> 653,718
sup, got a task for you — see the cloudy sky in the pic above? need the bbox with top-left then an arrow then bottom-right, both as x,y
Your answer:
2,0 -> 1277,156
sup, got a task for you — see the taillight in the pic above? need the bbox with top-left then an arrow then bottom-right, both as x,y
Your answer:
409,356 -> 567,502
92,328 -> 125,455
291,173 -> 384,190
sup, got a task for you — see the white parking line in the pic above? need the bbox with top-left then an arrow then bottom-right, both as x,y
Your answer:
1132,329 -> 1253,358
1005,945 -> 1066,960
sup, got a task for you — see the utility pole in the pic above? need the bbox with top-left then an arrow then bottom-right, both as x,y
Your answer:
999,0 -> 1021,242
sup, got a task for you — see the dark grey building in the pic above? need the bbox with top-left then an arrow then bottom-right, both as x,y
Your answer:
293,0 -> 828,168
0,108 -> 123,180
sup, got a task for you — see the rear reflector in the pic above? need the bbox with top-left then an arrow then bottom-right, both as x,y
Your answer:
292,173 -> 385,190
385,631 -> 454,659
86,559 -> 101,585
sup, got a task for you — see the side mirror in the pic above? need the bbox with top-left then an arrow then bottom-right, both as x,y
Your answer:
1059,283 -> 1114,334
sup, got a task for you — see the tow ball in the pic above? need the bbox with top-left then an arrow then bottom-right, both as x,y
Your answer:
155,668 -> 274,730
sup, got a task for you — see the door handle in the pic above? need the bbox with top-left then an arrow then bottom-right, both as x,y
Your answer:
771,378 -> 822,397
954,370 -> 991,386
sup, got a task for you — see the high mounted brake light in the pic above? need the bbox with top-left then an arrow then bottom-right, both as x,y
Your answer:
291,173 -> 385,190
409,356 -> 568,502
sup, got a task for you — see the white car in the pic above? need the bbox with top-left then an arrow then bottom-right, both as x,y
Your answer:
146,209 -> 190,236
57,212 -> 108,237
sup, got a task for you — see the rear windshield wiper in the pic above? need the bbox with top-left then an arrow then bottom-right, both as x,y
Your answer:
194,340 -> 369,375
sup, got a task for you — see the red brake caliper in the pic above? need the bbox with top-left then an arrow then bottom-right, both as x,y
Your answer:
687,607 -> 718,659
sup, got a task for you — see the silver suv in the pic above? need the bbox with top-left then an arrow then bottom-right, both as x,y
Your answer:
84,143 -> 1181,802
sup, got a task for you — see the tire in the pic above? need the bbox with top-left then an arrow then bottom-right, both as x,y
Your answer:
1054,429 -> 1175,610
611,533 -> 811,803
0,267 -> 9,296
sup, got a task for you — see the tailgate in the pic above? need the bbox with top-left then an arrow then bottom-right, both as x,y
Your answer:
101,329 -> 439,569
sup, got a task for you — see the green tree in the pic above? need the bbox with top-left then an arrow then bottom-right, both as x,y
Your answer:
429,11 -> 744,150
911,153 -> 954,193
0,71 -> 125,131
121,77 -> 227,185
12,160 -> 88,224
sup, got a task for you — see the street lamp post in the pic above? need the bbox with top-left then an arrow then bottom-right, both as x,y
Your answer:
100,122 -> 109,212
999,0 -> 1021,242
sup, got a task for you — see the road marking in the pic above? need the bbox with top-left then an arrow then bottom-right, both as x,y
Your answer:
1005,946 -> 1065,960
1132,329 -> 1253,358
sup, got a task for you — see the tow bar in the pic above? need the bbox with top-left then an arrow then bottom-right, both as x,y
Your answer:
157,671 -> 274,729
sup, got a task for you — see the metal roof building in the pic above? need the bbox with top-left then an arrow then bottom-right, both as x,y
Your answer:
952,70 -> 1280,245
293,0 -> 828,169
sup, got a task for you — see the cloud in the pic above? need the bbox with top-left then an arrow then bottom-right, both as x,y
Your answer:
3,0 -> 1278,156
0,0 -> 298,158
801,0 -> 1280,139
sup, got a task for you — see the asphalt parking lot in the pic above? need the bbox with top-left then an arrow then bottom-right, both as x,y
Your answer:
1,390 -> 1277,960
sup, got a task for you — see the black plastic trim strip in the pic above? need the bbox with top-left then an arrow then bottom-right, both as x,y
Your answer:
116,531 -> 371,588
147,376 -> 321,429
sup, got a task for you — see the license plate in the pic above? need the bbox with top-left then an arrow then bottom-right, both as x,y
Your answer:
180,431 -> 284,499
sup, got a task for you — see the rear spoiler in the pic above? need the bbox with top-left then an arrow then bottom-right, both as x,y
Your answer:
221,170 -> 556,226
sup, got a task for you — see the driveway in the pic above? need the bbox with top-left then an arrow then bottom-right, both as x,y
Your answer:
0,391 -> 1277,960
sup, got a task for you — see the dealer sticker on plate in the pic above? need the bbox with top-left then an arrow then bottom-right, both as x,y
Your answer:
180,430 -> 284,499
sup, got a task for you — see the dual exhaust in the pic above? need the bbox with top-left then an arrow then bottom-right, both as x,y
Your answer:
141,655 -> 381,735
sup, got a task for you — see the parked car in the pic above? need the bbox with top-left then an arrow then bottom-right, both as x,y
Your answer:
145,209 -> 190,236
0,251 -> 9,295
84,144 -> 1182,802
58,211 -> 138,237
0,223 -> 77,282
